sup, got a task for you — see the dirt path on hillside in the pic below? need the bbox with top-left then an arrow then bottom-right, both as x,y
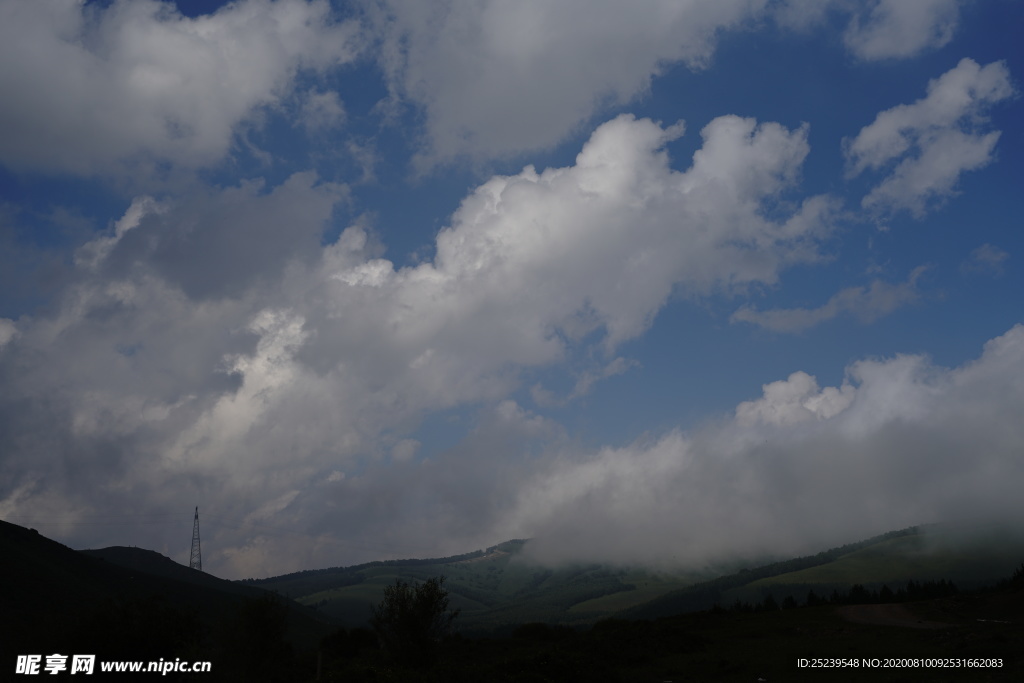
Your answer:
836,603 -> 951,629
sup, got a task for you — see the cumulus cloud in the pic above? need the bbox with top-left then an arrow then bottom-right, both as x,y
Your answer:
0,112 -> 835,576
843,0 -> 961,60
731,265 -> 928,332
735,371 -> 856,427
370,0 -> 767,165
845,58 -> 1015,217
504,324 -> 1024,568
0,0 -> 359,177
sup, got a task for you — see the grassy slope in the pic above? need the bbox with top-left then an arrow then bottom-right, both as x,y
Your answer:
251,541 -> 709,633
752,530 -> 1024,586
621,524 -> 1024,620
567,571 -> 703,614
250,524 -> 1024,633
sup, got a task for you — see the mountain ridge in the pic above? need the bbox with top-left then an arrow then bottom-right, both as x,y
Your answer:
247,521 -> 1024,634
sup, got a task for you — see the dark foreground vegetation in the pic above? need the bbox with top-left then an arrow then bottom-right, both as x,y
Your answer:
316,566 -> 1024,682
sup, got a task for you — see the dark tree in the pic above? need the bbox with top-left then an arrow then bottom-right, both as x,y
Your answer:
370,575 -> 460,667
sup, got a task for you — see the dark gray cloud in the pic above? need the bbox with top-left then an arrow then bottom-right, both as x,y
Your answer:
101,173 -> 345,300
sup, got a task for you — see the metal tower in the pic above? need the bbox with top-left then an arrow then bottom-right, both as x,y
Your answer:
189,506 -> 202,571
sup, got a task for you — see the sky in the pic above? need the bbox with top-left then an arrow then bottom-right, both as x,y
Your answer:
1,0 -> 1022,580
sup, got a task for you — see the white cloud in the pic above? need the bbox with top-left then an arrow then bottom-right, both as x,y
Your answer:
735,371 -> 855,427
0,112 -> 836,576
731,265 -> 928,332
389,114 -> 829,356
504,324 -> 1024,567
0,0 -> 359,177
845,59 -> 1014,174
369,0 -> 975,167
845,58 -> 1015,217
860,128 -> 1000,217
843,0 -> 961,60
370,0 -> 768,165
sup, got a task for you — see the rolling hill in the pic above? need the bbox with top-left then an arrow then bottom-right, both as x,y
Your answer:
250,539 -> 709,634
251,522 -> 1024,633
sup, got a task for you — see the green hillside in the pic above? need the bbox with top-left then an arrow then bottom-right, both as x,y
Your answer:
248,523 -> 1024,633
620,523 -> 1024,620
717,523 -> 1024,605
250,540 -> 706,633
750,531 -> 1024,586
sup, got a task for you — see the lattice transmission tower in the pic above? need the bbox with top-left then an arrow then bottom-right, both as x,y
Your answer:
189,506 -> 202,571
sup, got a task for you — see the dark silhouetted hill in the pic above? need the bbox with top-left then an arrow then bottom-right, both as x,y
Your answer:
0,519 -> 333,680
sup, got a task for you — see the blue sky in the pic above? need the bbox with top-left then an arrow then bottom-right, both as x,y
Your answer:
1,0 -> 1023,578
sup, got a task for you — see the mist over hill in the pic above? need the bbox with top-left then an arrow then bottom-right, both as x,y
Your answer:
248,520 -> 1024,634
